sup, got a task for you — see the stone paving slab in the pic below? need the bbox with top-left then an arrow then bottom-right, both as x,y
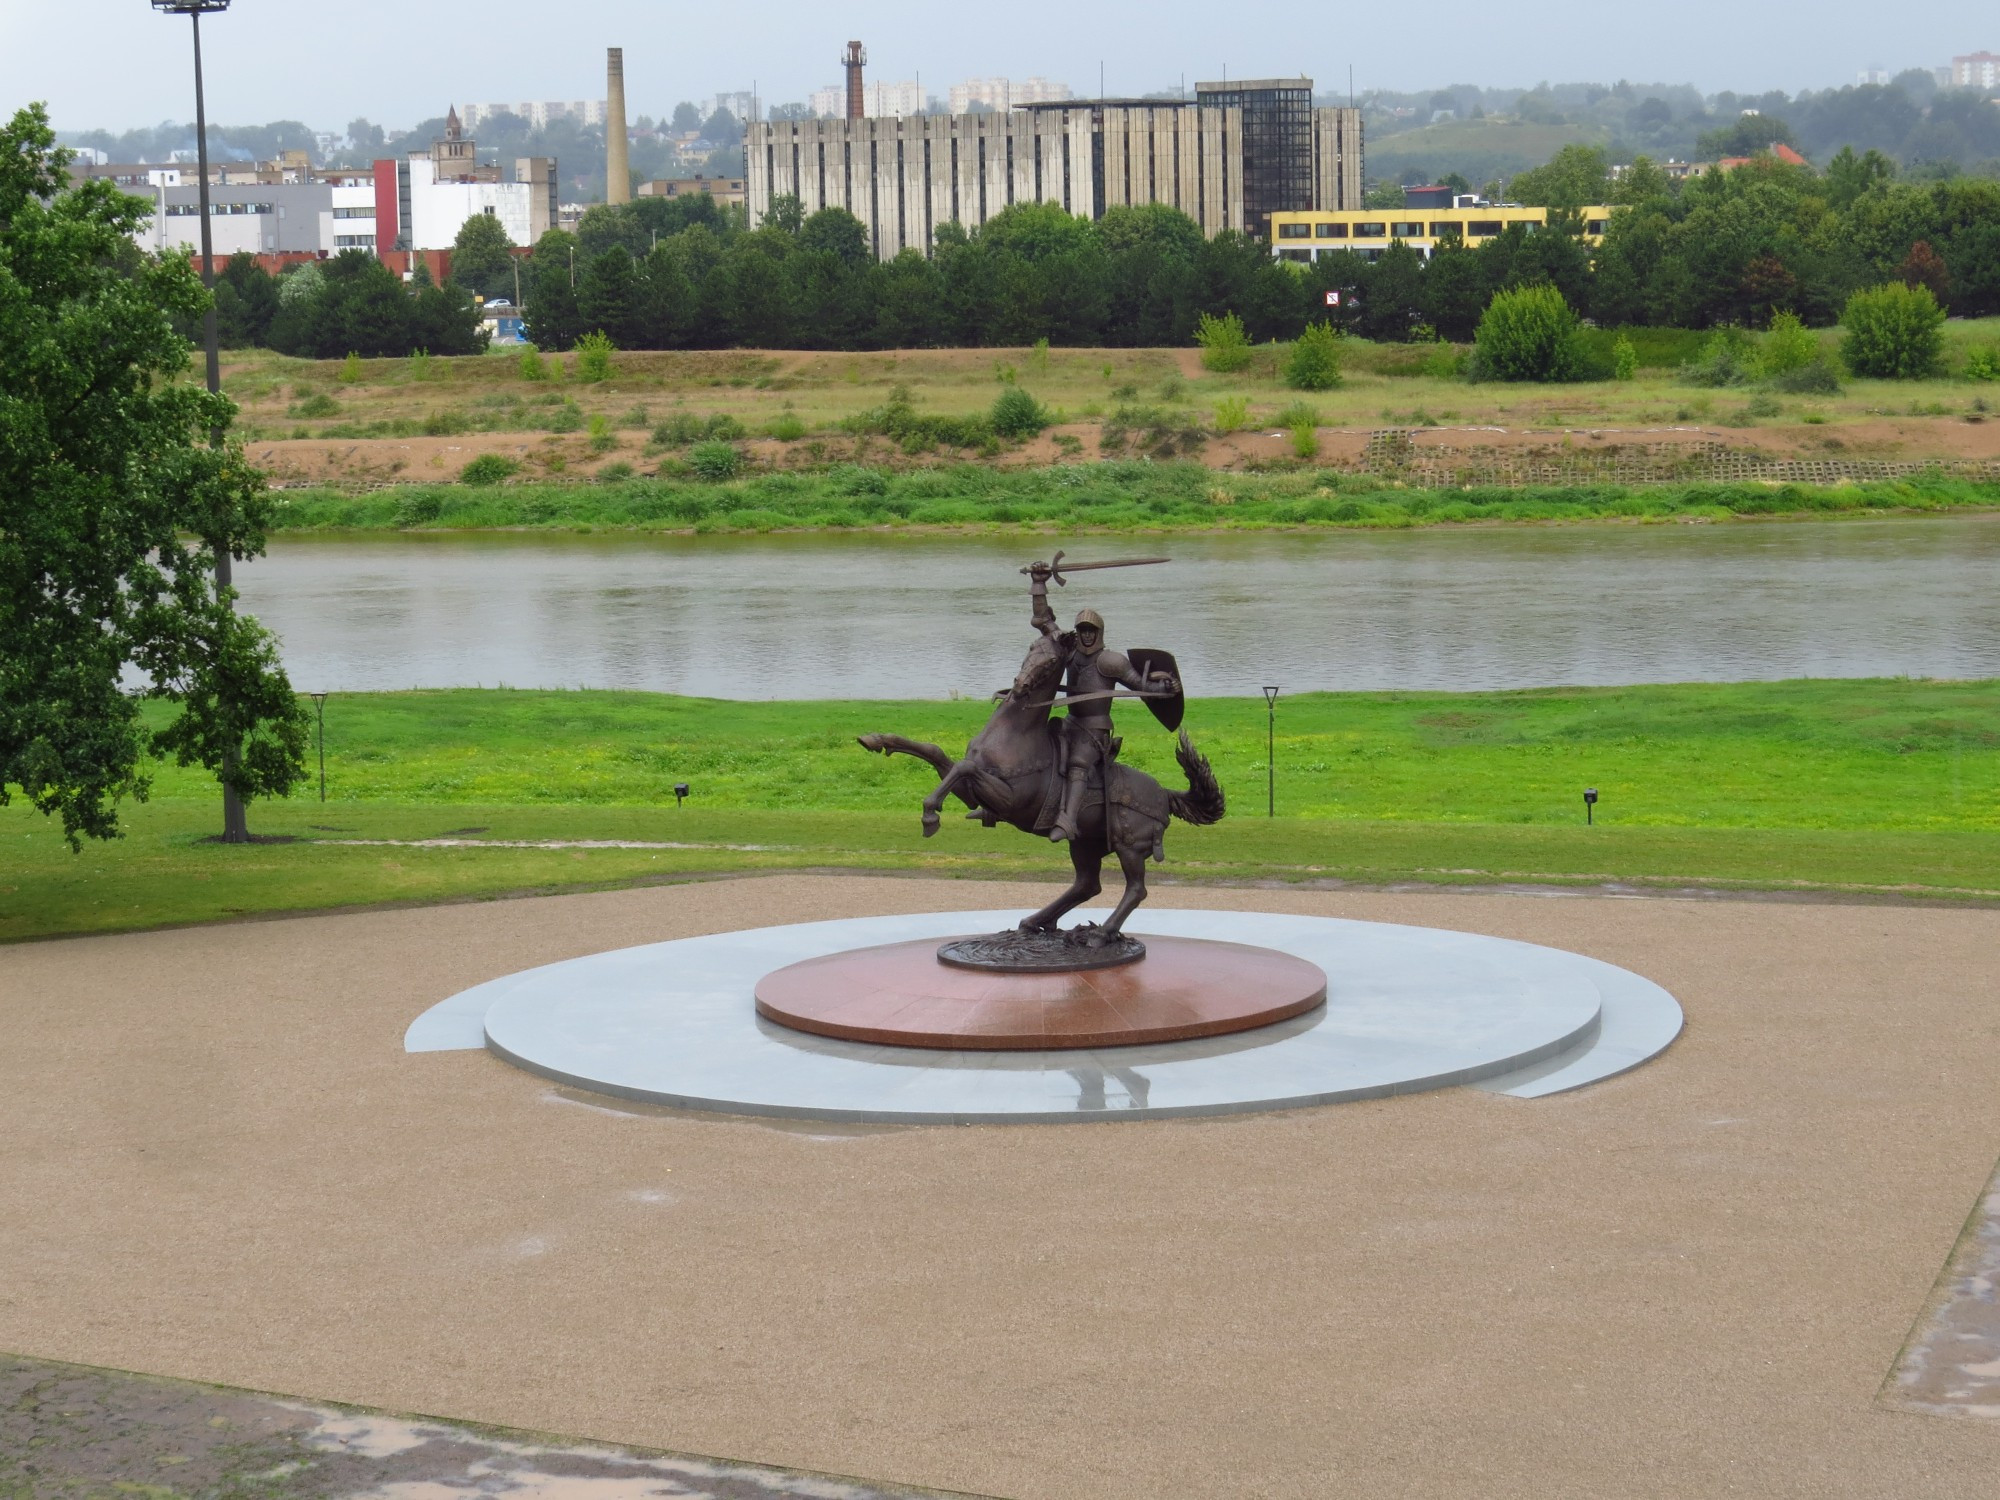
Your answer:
0,1352 -> 986,1500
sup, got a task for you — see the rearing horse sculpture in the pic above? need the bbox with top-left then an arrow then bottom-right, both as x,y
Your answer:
859,627 -> 1225,939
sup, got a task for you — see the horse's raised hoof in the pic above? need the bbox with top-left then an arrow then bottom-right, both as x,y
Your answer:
921,812 -> 940,838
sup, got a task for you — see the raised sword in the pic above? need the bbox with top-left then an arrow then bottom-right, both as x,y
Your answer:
1019,549 -> 1169,586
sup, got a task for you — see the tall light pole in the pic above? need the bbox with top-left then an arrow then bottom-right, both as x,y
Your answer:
154,1 -> 249,843
1262,686 -> 1280,818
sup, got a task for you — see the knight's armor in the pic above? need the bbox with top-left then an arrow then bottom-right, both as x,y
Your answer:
1031,575 -> 1172,842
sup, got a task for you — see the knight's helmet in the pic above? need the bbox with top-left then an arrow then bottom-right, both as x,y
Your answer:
1073,608 -> 1105,655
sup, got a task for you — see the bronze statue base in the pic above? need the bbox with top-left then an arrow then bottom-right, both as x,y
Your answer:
754,936 -> 1326,1051
936,926 -> 1145,973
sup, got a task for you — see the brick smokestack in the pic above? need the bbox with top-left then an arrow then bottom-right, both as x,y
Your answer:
843,40 -> 867,119
606,46 -> 630,204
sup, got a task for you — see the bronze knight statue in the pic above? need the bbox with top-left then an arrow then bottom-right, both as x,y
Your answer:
858,553 -> 1224,945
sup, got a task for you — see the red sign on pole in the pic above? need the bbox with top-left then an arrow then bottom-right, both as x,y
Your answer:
1325,289 -> 1342,306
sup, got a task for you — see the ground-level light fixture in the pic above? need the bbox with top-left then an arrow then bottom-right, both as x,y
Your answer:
1584,786 -> 1599,825
674,782 -> 690,808
1262,686 -> 1280,818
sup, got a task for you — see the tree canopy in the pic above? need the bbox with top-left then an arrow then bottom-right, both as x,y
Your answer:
0,104 -> 306,845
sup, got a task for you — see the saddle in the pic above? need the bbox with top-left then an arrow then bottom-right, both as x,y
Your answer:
1031,719 -> 1119,833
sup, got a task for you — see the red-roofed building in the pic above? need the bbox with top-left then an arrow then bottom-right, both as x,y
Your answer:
1718,142 -> 1809,170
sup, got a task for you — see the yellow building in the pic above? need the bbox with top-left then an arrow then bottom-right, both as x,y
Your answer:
1269,204 -> 1615,263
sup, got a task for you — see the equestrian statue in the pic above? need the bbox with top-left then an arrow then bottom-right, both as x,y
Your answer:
858,553 -> 1225,942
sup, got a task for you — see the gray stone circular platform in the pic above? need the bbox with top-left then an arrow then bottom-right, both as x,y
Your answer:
406,910 -> 1683,1123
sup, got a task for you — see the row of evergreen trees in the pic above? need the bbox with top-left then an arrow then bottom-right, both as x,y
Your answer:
197,156 -> 2000,359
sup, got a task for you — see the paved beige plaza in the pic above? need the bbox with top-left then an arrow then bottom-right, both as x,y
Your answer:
4,874 -> 1998,1498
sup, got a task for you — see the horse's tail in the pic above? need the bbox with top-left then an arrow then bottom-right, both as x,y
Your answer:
1166,730 -> 1226,826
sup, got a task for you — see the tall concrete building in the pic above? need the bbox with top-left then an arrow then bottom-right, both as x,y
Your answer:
745,77 -> 1361,260
605,47 -> 631,205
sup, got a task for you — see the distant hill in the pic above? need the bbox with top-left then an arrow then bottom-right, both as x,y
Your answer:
1364,120 -> 1614,188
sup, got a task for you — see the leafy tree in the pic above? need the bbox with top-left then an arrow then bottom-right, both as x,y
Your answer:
1609,156 -> 1670,205
1420,238 -> 1491,341
1355,241 -> 1425,341
451,210 -> 517,300
212,252 -> 277,347
0,104 -> 305,844
1825,146 -> 1896,209
578,245 -> 646,345
1758,311 -> 1819,375
1508,144 -> 1611,209
1362,178 -> 1407,210
798,207 -> 871,267
409,265 -> 487,356
1839,282 -> 1944,378
1897,240 -> 1950,308
347,117 -> 385,154
763,193 -> 806,235
1473,283 -> 1585,381
522,229 -> 583,349
1696,113 -> 1799,160
670,102 -> 704,133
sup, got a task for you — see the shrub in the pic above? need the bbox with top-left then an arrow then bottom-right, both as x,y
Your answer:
767,413 -> 807,441
421,408 -> 471,436
1273,401 -> 1320,429
338,351 -> 364,384
1840,283 -> 1945,379
1288,421 -> 1319,459
393,492 -> 444,525
548,401 -> 583,433
1194,311 -> 1253,373
1213,396 -> 1250,433
1283,322 -> 1345,390
519,347 -> 549,381
289,392 -> 339,419
704,412 -> 747,440
1759,312 -> 1819,377
1099,405 -> 1206,459
587,413 -> 617,453
1612,334 -> 1638,381
1029,336 -> 1051,370
574,330 -> 615,382
619,404 -> 650,428
408,349 -> 435,382
1678,327 -> 1756,387
1473,285 -> 1586,382
1962,345 -> 2000,382
596,462 -> 635,483
1158,373 -> 1187,402
1768,359 -> 1842,395
687,440 -> 742,481
653,412 -> 703,445
459,454 -> 520,486
991,384 -> 1050,438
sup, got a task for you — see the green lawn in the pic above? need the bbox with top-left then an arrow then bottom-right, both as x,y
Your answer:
7,679 -> 1999,941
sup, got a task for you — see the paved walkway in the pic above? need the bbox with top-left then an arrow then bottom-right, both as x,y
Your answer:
3,875 -> 1999,1498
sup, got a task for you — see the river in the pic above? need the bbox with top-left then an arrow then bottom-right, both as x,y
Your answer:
234,516 -> 2000,698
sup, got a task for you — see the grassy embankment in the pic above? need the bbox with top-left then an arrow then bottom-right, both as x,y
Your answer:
218,323 -> 2000,532
6,679 -> 1997,942
268,468 -> 2000,534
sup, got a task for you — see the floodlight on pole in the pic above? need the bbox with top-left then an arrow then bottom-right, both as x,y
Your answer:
153,0 -> 249,842
309,693 -> 329,802
1262,686 -> 1280,818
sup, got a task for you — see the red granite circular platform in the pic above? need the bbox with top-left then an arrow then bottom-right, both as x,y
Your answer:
754,935 -> 1327,1050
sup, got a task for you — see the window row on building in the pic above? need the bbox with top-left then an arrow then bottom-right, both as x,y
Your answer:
1267,205 -> 1615,262
746,80 -> 1361,261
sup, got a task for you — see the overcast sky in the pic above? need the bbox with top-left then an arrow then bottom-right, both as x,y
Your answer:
4,0 -> 1992,134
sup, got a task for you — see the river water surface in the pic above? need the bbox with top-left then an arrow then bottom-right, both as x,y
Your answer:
236,516 -> 2000,698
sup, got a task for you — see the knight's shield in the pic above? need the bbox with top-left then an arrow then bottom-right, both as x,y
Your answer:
1127,648 -> 1184,731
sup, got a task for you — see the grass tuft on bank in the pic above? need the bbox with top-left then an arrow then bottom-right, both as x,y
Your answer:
266,468 -> 2000,535
5,680 -> 1999,941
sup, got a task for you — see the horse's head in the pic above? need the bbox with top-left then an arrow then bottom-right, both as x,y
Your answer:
1006,630 -> 1068,705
